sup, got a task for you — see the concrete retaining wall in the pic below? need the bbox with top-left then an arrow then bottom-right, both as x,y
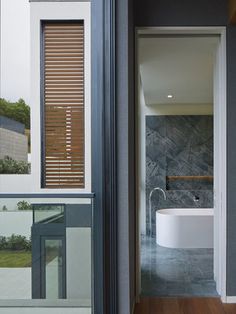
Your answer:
0,128 -> 28,162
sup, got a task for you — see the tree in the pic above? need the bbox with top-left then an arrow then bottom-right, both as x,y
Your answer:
0,98 -> 30,129
17,201 -> 32,211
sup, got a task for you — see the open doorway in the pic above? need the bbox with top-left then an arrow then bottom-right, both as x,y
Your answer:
136,28 -> 227,300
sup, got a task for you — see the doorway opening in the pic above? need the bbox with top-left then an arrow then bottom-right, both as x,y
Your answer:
136,28 -> 226,300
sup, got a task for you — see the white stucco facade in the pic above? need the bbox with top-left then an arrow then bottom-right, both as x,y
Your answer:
0,1 -> 91,194
0,1 -> 93,312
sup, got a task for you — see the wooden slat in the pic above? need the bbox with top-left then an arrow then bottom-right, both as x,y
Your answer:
43,22 -> 85,189
167,175 -> 213,181
46,166 -> 84,169
229,0 -> 236,24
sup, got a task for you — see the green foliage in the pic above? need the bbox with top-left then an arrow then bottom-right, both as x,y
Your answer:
2,205 -> 8,211
0,98 -> 30,129
0,236 -> 8,250
0,156 -> 30,174
17,201 -> 32,211
0,234 -> 31,251
0,251 -> 31,268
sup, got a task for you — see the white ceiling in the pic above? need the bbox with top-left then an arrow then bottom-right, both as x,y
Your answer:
139,36 -> 219,106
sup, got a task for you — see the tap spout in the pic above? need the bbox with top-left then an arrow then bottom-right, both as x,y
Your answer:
148,187 -> 167,236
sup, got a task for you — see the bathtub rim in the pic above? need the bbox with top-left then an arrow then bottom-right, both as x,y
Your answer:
157,208 -> 214,216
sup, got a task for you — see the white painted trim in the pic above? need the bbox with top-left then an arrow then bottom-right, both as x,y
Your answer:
214,28 -> 227,303
225,297 -> 236,303
135,26 -> 227,302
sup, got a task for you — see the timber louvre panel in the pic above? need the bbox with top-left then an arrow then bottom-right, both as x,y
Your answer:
43,21 -> 85,189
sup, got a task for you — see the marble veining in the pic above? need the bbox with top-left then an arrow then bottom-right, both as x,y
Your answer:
141,235 -> 218,297
146,115 -> 213,235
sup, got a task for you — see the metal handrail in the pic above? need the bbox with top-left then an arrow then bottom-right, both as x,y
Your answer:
0,193 -> 95,198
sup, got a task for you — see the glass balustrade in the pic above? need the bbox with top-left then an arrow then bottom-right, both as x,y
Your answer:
0,195 -> 94,311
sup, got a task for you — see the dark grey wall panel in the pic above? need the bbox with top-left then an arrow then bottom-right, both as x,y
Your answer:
226,26 -> 236,296
117,0 -> 136,312
128,0 -> 136,309
135,0 -> 227,27
65,204 -> 91,227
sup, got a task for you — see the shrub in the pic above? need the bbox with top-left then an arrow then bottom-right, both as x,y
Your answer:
0,236 -> 7,250
1,234 -> 32,251
2,205 -> 8,211
17,201 -> 32,211
0,156 -> 30,174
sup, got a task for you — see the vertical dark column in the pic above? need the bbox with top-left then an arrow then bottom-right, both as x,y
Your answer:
92,0 -> 117,312
116,0 -> 136,312
226,26 -> 236,296
91,0 -> 105,312
128,0 -> 136,309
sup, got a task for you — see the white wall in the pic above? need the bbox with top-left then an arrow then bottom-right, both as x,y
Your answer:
213,31 -> 227,299
138,81 -> 147,235
66,228 -> 91,302
0,2 -> 93,311
142,102 -> 213,116
0,212 -> 32,238
0,0 -> 30,103
0,1 -> 91,194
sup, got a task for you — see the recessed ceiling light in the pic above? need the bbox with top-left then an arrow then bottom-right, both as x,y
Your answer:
167,94 -> 173,99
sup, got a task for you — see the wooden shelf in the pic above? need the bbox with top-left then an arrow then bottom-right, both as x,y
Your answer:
166,176 -> 213,182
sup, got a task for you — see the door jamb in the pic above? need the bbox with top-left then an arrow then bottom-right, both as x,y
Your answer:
135,26 -> 227,303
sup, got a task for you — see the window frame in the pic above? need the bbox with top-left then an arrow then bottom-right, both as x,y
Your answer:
40,19 -> 91,192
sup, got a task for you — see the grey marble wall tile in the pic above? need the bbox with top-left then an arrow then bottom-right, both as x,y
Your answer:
165,116 -> 213,177
167,179 -> 213,190
145,115 -> 213,235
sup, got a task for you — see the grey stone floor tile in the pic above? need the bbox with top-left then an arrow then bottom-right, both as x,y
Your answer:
141,235 -> 218,297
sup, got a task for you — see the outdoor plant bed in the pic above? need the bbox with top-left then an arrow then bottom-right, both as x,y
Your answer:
0,156 -> 30,174
0,251 -> 31,268
0,234 -> 31,267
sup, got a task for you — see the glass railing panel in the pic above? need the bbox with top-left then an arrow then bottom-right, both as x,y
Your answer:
45,239 -> 64,299
0,195 -> 93,311
33,204 -> 64,224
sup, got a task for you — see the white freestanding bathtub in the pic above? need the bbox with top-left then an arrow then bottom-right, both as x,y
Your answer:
156,208 -> 213,249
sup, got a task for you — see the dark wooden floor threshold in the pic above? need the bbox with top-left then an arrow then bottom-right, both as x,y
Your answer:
134,297 -> 236,314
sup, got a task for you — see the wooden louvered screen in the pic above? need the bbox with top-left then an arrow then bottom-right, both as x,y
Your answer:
43,22 -> 85,188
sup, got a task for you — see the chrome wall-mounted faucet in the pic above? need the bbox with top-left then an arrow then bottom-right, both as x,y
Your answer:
193,195 -> 200,203
148,187 -> 167,236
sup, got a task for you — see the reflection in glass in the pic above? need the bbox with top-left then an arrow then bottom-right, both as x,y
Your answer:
45,239 -> 63,299
0,197 -> 92,308
33,204 -> 64,224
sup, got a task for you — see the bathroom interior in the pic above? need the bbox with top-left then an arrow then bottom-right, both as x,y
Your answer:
138,35 -> 219,297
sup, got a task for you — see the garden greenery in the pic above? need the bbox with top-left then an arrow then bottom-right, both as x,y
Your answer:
0,156 -> 30,174
17,201 -> 32,211
0,234 -> 31,251
0,98 -> 30,129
